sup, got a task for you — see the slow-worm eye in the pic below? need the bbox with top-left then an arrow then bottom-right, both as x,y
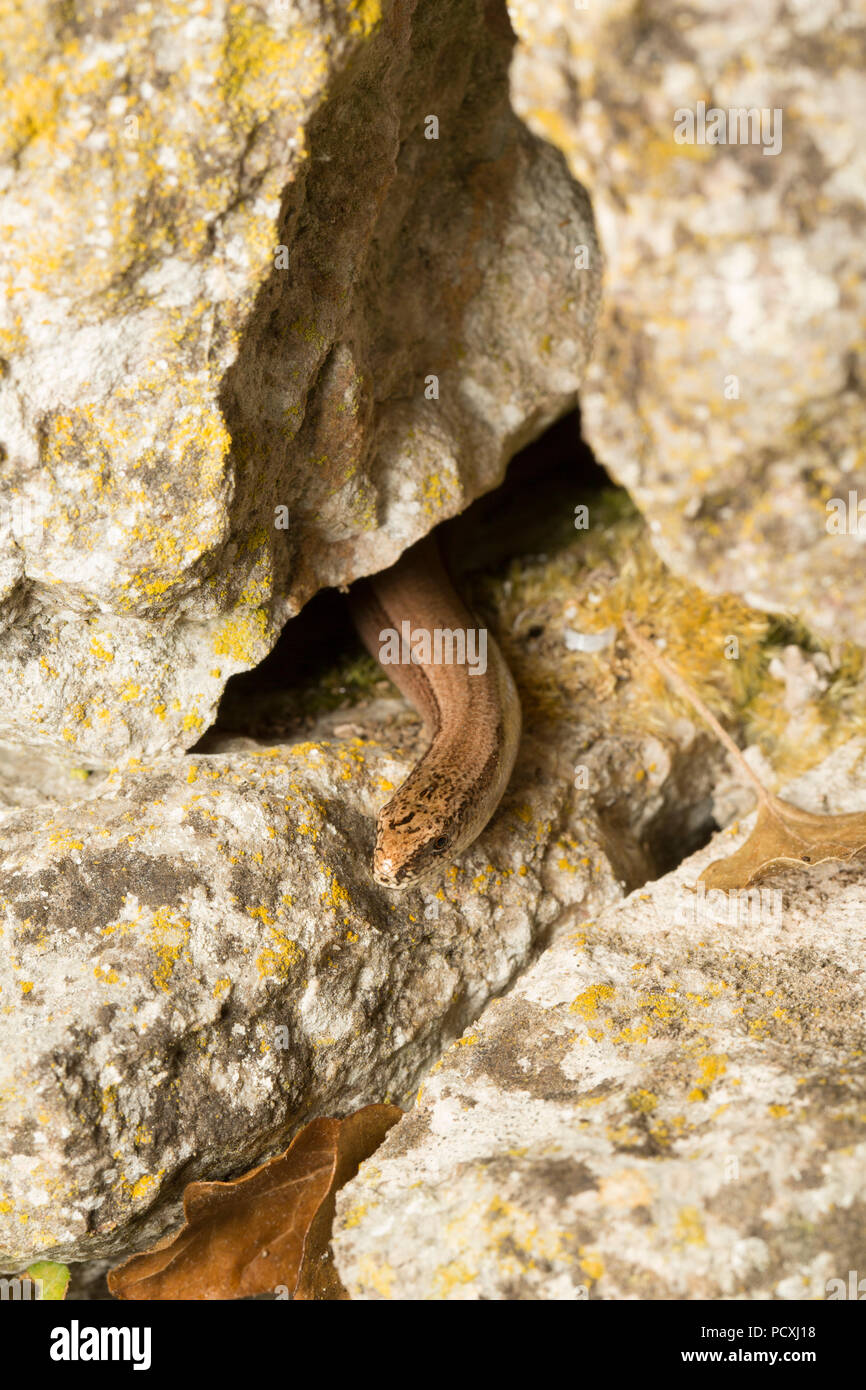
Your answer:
433,835 -> 449,852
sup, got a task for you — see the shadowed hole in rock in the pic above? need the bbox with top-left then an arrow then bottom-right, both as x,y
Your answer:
200,409 -> 720,883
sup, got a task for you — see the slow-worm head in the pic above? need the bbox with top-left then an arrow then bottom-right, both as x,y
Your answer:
350,534 -> 521,888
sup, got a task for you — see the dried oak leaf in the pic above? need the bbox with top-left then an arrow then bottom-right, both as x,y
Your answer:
700,797 -> 866,891
108,1103 -> 401,1301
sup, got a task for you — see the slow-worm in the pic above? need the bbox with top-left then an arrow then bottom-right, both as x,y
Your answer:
350,534 -> 521,889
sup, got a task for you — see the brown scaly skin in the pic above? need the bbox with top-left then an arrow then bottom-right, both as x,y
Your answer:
350,534 -> 521,888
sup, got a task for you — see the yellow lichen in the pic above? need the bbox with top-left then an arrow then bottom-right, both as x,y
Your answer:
256,928 -> 303,981
145,907 -> 191,993
569,983 -> 615,1020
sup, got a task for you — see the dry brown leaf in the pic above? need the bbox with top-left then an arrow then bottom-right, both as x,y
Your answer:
699,798 -> 866,890
107,1103 -> 401,1301
623,614 -> 866,893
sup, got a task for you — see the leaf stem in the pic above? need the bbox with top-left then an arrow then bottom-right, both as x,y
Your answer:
622,613 -> 771,807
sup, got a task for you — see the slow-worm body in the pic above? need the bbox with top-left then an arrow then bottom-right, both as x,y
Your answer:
350,534 -> 521,889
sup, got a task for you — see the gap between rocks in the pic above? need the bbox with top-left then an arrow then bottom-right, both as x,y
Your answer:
198,407 -> 726,1017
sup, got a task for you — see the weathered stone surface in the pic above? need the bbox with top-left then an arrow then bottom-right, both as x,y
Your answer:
0,701 -> 622,1269
333,739 -> 866,1300
0,0 -> 599,764
0,520 -> 696,1266
509,0 -> 866,644
0,741 -> 108,815
6,492 -> 866,1270
0,497 -> 858,1280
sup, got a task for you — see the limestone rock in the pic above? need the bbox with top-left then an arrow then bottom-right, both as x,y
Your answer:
0,0 -> 599,765
2,494 -> 860,1269
332,738 -> 866,1299
0,511 -> 742,1269
509,0 -> 866,644
6,506 -> 862,1272
0,705 -> 619,1269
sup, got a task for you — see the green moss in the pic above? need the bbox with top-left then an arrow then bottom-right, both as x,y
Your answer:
218,647 -> 385,736
286,650 -> 384,719
473,498 -> 866,785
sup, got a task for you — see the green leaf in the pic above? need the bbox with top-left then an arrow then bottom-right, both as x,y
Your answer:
25,1261 -> 70,1300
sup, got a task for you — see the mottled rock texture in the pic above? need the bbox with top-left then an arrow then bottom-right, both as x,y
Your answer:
0,710 -> 622,1270
5,497 -> 866,1269
509,0 -> 866,644
0,0 -> 599,764
333,739 -> 866,1300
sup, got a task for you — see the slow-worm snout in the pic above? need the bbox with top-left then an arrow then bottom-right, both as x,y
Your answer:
350,534 -> 521,888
